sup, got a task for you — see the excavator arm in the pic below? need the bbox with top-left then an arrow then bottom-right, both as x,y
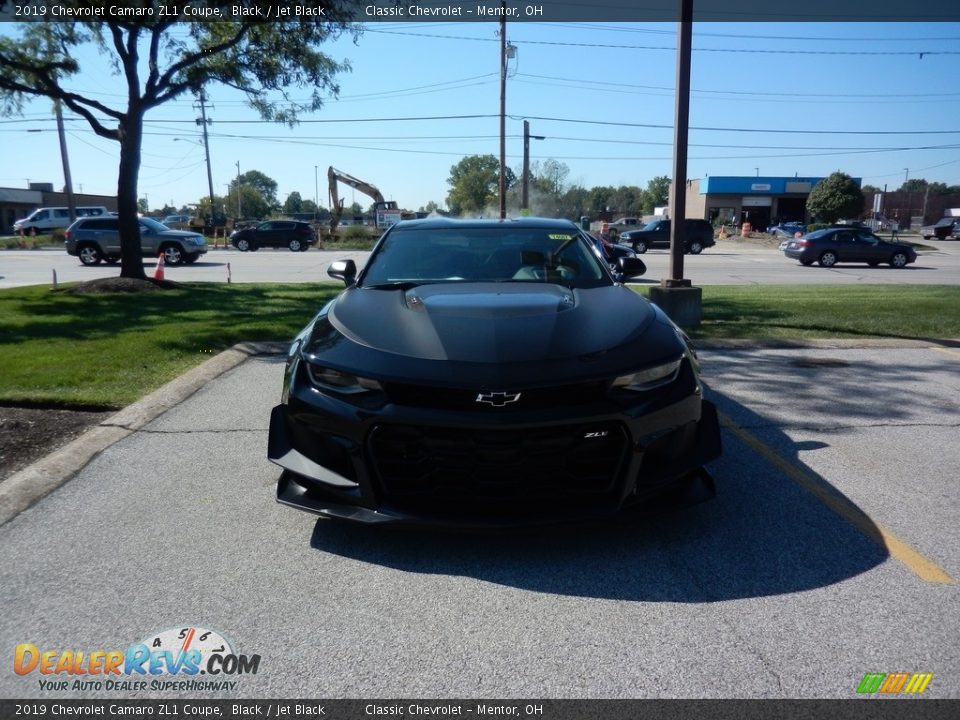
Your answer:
327,166 -> 398,236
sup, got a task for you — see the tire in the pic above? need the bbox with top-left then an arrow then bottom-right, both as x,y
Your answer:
800,259 -> 814,266
890,252 -> 908,268
818,251 -> 838,267
161,244 -> 184,266
688,240 -> 704,255
288,238 -> 303,252
235,238 -> 251,252
183,254 -> 199,265
632,239 -> 648,254
77,243 -> 102,266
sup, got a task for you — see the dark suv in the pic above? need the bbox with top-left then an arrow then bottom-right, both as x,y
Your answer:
620,219 -> 716,254
229,220 -> 317,252
65,216 -> 208,266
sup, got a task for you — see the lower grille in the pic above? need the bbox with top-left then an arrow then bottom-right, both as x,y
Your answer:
368,422 -> 629,512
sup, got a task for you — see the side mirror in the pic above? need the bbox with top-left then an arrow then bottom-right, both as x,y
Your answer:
619,256 -> 647,278
327,259 -> 357,286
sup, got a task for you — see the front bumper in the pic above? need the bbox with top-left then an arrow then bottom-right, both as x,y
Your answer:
268,360 -> 722,527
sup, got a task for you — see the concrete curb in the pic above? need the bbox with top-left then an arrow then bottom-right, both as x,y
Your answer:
0,341 -> 287,527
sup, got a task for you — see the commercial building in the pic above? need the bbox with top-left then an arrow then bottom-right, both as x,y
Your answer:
0,183 -> 117,235
683,176 -> 861,231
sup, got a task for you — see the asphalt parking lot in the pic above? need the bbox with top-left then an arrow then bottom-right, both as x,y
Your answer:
1,344 -> 957,699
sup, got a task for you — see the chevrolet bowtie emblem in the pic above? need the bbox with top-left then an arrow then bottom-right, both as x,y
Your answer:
476,391 -> 522,407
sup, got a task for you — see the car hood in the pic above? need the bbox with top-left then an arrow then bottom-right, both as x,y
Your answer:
156,229 -> 204,240
319,282 -> 656,364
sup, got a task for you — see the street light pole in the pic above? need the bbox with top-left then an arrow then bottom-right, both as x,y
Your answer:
235,161 -> 242,219
498,4 -> 507,220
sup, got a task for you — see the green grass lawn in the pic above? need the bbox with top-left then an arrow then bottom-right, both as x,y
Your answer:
634,284 -> 960,341
1,282 -> 958,409
0,283 -> 340,409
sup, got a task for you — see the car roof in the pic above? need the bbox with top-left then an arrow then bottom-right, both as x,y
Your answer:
388,216 -> 580,231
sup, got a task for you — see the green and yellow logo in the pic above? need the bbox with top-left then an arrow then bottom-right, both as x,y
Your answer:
857,672 -> 933,695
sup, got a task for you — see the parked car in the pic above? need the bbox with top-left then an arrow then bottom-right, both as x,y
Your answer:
586,232 -> 639,273
230,220 -> 317,252
268,216 -> 721,526
921,217 -> 960,240
767,221 -> 806,238
14,206 -> 110,235
780,227 -> 916,268
620,219 -> 716,254
64,216 -> 207,266
161,214 -> 193,229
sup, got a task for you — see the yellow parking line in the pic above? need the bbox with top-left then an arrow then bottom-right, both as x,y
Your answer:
718,413 -> 955,585
929,346 -> 960,359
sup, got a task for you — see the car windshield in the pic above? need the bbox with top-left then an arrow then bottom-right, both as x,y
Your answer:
642,220 -> 664,231
140,217 -> 170,232
805,229 -> 833,239
360,226 -> 610,289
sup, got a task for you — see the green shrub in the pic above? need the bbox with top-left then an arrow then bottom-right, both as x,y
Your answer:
805,223 -> 829,233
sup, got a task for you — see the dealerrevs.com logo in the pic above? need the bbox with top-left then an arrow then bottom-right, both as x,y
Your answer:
14,626 -> 261,692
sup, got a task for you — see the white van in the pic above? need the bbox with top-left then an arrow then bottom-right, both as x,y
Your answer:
13,206 -> 110,234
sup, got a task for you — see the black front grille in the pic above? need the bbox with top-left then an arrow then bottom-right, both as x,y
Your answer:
382,380 -> 608,411
368,421 -> 629,513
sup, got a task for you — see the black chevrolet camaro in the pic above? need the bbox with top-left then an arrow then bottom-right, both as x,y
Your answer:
268,217 -> 721,526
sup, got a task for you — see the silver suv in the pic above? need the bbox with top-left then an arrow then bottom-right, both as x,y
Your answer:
65,216 -> 207,266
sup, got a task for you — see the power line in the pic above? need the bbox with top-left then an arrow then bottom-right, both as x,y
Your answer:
363,28 -> 960,56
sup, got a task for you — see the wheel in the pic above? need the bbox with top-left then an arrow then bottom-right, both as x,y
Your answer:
890,252 -> 908,268
288,238 -> 303,252
183,253 -> 199,265
800,259 -> 813,266
632,240 -> 648,254
235,238 -> 251,252
104,256 -> 120,265
688,241 -> 704,255
161,244 -> 184,266
818,251 -> 838,267
77,243 -> 102,266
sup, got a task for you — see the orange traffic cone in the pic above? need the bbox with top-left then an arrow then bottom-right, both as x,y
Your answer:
154,253 -> 165,281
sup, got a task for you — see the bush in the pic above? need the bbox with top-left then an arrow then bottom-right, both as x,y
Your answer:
805,223 -> 829,233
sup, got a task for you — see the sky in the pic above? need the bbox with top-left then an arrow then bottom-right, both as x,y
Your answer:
2,17 -> 960,215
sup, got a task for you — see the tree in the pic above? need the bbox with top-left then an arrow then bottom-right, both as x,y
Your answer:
807,172 -> 865,223
643,176 -> 671,214
0,5 -> 355,280
447,155 -> 502,215
899,178 -> 928,193
283,191 -> 304,214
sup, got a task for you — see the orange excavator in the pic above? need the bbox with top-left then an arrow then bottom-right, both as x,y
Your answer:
328,167 -> 401,237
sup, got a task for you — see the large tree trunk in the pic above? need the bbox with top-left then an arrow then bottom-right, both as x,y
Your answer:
117,112 -> 147,280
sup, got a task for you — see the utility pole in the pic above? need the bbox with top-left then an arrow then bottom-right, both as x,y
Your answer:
54,100 -> 76,223
498,3 -> 507,219
195,91 -> 216,220
649,0 -> 700,328
235,161 -> 242,219
522,120 -> 545,214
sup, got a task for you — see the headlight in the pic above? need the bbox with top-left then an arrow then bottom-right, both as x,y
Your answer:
306,365 -> 383,395
612,356 -> 683,392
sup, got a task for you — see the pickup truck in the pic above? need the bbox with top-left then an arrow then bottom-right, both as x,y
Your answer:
920,217 -> 960,240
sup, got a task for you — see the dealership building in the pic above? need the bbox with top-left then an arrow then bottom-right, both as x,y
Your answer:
0,183 -> 117,235
683,176 -> 861,231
